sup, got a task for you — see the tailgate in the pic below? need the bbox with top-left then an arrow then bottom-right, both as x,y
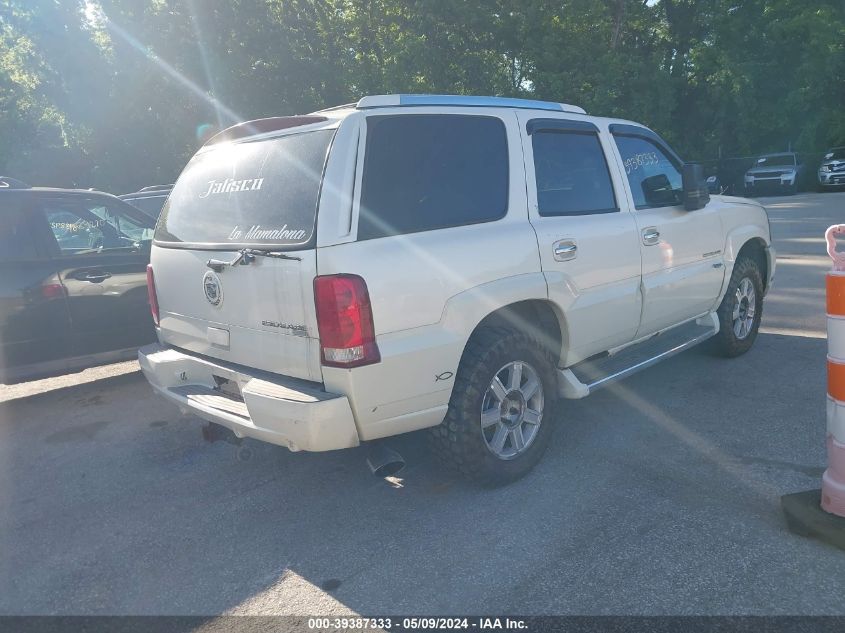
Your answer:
152,246 -> 322,382
150,123 -> 338,383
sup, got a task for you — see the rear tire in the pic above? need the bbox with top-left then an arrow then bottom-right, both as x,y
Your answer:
428,327 -> 557,486
711,256 -> 764,357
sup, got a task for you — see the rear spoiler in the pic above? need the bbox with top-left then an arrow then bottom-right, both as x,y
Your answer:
205,116 -> 328,146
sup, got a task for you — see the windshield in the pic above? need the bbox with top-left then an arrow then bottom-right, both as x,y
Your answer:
156,129 -> 334,248
824,148 -> 845,161
756,154 -> 796,168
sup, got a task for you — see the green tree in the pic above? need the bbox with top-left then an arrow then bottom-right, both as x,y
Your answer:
1,0 -> 843,190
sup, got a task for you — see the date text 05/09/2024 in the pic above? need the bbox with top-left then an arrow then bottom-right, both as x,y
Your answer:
307,617 -> 528,631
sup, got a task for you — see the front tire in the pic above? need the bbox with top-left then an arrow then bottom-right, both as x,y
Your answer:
712,256 -> 764,357
429,327 -> 557,486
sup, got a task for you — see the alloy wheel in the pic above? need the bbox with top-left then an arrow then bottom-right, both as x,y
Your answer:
732,277 -> 756,340
480,360 -> 544,460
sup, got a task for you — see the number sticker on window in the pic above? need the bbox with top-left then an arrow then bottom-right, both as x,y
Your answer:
623,152 -> 659,174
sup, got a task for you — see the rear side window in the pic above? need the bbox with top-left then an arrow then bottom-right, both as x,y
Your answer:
531,131 -> 617,216
0,205 -> 38,261
358,114 -> 508,240
157,129 -> 335,248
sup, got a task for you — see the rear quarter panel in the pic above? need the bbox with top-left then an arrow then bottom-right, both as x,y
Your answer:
316,108 -> 546,439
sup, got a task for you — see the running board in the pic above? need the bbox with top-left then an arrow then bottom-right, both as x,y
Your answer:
557,314 -> 719,399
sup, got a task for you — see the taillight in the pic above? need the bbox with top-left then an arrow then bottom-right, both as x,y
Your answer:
41,283 -> 66,299
314,274 -> 380,368
146,264 -> 160,326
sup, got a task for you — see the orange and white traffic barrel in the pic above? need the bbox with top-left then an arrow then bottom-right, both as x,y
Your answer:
823,224 -> 845,517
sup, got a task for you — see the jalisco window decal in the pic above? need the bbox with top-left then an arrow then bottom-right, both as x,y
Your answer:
198,178 -> 264,198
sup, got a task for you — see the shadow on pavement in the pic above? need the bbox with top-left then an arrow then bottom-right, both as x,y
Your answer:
0,331 -> 841,616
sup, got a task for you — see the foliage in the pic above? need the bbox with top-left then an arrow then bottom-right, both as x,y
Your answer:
0,0 -> 842,190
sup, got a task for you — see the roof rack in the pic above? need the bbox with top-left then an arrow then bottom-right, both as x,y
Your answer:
0,176 -> 31,190
356,94 -> 586,115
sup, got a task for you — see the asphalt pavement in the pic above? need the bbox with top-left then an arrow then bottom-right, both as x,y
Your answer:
1,191 -> 843,615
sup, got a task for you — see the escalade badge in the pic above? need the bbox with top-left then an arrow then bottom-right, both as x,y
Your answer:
203,271 -> 223,307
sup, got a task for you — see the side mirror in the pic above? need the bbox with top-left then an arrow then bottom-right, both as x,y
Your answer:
682,163 -> 710,211
641,174 -> 678,207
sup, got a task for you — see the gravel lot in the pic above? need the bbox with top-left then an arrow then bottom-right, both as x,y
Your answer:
1,191 -> 843,615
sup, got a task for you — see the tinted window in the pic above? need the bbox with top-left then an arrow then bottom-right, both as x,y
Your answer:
0,206 -> 38,261
614,135 -> 683,209
358,114 -> 508,240
157,129 -> 334,247
531,131 -> 617,216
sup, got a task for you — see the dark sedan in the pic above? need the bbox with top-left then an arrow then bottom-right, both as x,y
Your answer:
0,179 -> 157,383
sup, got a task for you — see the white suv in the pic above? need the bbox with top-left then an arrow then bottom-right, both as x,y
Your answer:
139,94 -> 775,485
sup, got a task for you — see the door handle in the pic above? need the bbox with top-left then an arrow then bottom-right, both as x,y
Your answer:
553,239 -> 577,261
81,272 -> 111,283
642,228 -> 660,246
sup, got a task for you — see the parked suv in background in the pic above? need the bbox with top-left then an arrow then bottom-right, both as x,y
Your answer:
0,177 -> 157,383
139,95 -> 774,485
818,147 -> 845,189
744,152 -> 804,195
119,185 -> 173,219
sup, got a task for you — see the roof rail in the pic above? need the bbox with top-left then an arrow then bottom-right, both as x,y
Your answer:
0,176 -> 31,190
139,185 -> 174,193
356,94 -> 586,115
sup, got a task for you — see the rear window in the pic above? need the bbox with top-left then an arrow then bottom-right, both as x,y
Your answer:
358,114 -> 508,240
156,129 -> 334,247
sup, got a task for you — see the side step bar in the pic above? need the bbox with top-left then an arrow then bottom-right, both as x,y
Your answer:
558,314 -> 719,399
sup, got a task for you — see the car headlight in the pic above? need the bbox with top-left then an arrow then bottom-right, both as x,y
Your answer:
781,172 -> 795,181
821,165 -> 831,172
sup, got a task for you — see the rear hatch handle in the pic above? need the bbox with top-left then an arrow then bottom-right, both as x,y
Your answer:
206,248 -> 301,272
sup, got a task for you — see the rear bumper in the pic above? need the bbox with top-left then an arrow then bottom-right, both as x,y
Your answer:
138,344 -> 359,452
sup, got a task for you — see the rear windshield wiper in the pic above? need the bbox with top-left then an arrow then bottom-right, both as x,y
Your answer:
207,247 -> 301,271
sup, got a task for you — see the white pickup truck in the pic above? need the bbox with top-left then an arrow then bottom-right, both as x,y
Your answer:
139,94 -> 774,485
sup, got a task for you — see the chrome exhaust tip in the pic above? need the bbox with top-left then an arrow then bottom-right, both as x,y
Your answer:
366,442 -> 405,478
201,422 -> 242,446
